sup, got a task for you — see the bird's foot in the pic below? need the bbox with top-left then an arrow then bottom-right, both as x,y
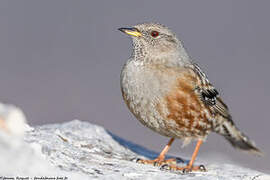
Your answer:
160,164 -> 206,173
135,157 -> 178,166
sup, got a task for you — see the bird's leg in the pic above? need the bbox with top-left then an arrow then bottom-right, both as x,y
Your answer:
137,138 -> 177,166
160,140 -> 206,172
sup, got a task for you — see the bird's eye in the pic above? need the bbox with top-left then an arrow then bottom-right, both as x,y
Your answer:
151,31 -> 159,38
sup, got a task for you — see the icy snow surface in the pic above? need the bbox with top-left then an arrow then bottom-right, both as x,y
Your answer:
17,120 -> 269,180
0,104 -> 269,180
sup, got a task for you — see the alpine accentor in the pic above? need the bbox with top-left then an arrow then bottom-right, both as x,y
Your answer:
118,23 -> 262,172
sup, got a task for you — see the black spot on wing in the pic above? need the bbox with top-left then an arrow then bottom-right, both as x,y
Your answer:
200,87 -> 219,106
188,62 -> 232,121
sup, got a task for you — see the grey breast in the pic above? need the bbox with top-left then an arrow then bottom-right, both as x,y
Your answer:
120,59 -> 179,137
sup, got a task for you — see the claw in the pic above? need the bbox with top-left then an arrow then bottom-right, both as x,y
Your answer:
134,157 -> 179,166
133,157 -> 207,173
182,168 -> 191,174
160,164 -> 207,173
135,158 -> 142,163
153,162 -> 159,166
160,164 -> 171,171
199,165 -> 206,171
130,157 -> 138,162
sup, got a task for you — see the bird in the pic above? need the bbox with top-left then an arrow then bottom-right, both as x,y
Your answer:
118,22 -> 262,172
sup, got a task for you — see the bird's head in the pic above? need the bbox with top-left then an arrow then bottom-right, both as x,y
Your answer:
119,23 -> 189,65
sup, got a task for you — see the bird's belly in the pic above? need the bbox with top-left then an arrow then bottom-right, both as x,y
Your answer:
122,85 -> 172,137
121,64 -> 182,137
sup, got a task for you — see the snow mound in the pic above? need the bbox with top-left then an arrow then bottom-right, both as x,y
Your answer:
0,103 -> 268,179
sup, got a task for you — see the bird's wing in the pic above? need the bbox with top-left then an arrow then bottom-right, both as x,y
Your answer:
186,63 -> 232,120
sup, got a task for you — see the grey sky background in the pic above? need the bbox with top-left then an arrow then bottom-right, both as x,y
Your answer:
0,0 -> 269,173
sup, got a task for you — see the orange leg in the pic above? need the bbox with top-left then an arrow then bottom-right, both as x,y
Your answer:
137,138 -> 177,166
161,140 -> 206,172
188,139 -> 203,168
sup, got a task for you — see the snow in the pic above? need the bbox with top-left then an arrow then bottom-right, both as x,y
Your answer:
0,103 -> 269,180
0,103 -> 30,135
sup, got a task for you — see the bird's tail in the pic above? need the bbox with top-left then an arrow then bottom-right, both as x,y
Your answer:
215,120 -> 263,156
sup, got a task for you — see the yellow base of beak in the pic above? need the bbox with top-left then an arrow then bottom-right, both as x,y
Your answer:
119,27 -> 142,37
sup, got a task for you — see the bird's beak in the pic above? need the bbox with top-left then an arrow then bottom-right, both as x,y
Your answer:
118,27 -> 142,37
